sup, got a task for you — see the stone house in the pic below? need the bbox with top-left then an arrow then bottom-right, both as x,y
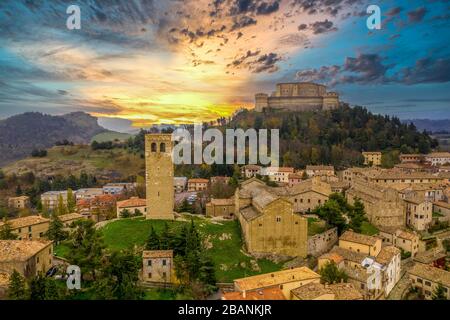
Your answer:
241,165 -> 261,178
284,178 -> 332,213
0,240 -> 53,278
305,165 -> 335,178
233,267 -> 321,299
116,197 -> 147,218
142,250 -> 175,284
291,282 -> 363,300
187,178 -> 209,192
405,198 -> 432,231
173,177 -> 187,193
7,196 -> 30,209
408,263 -> 450,299
362,152 -> 382,166
0,216 -> 50,240
58,213 -> 84,229
236,178 -> 308,257
205,198 -> 235,218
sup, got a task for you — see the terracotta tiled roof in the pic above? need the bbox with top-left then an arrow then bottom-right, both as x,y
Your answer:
340,231 -> 379,246
396,230 -> 417,241
0,240 -> 52,262
291,282 -> 363,300
143,250 -> 173,259
434,201 -> 450,209
117,197 -> 146,208
188,178 -> 209,183
234,267 -> 320,291
223,288 -> 286,300
58,213 -> 84,222
306,165 -> 334,171
0,216 -> 49,230
409,263 -> 450,287
277,167 -> 295,173
375,246 -> 400,265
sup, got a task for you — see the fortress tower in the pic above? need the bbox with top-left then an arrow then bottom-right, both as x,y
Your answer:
255,82 -> 340,112
145,134 -> 174,220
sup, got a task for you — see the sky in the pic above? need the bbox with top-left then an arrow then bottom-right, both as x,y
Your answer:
0,0 -> 449,127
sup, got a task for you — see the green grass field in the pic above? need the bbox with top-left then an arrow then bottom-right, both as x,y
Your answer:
98,216 -> 284,283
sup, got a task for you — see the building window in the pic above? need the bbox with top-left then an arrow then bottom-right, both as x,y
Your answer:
151,143 -> 157,152
148,273 -> 152,278
160,143 -> 166,152
162,259 -> 166,266
163,272 -> 167,278
259,223 -> 262,227
148,260 -> 152,266
28,226 -> 32,232
37,257 -> 39,263
276,217 -> 281,222
417,278 -> 423,284
425,281 -> 431,287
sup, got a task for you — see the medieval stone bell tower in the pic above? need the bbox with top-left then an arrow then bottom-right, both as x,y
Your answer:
145,133 -> 174,220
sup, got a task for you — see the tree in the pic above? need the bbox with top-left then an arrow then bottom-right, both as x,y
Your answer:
8,270 -> 28,300
159,222 -> 172,250
432,283 -> 447,300
120,209 -> 131,218
68,220 -> 105,280
348,198 -> 367,233
46,214 -> 67,244
314,199 -> 347,235
29,273 -> 61,300
15,184 -> 23,196
56,194 -> 67,216
67,188 -> 76,213
145,225 -> 160,250
319,261 -> 348,284
0,219 -> 18,240
93,250 -> 144,300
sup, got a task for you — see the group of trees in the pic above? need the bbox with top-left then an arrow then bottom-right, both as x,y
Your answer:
227,106 -> 438,169
30,149 -> 47,157
319,261 -> 348,284
119,208 -> 143,218
313,193 -> 368,235
8,220 -> 144,300
8,270 -> 65,300
146,221 -> 217,299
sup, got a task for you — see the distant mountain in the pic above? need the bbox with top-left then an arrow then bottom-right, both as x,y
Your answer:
0,112 -> 106,166
404,119 -> 450,133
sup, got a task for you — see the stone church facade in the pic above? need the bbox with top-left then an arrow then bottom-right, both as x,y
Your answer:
255,82 -> 339,112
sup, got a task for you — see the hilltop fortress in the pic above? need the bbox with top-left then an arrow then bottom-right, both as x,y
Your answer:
255,82 -> 340,112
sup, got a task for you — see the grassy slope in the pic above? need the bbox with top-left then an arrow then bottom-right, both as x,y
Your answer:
2,145 -> 144,180
99,216 -> 284,283
91,131 -> 132,143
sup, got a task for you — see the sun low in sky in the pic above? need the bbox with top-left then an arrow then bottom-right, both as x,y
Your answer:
0,0 -> 449,125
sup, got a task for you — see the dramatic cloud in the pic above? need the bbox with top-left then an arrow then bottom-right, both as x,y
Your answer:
408,7 -> 427,23
296,54 -> 450,86
309,19 -> 337,34
397,58 -> 450,84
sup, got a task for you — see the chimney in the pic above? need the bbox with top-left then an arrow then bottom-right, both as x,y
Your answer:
242,290 -> 246,299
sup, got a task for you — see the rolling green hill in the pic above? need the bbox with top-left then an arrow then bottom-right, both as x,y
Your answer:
1,144 -> 144,180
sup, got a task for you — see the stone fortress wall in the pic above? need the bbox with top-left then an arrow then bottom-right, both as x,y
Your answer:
255,82 -> 340,112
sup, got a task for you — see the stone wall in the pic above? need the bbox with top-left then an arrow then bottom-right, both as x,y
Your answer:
308,227 -> 338,257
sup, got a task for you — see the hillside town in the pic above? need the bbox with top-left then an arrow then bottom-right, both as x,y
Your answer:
0,133 -> 449,301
